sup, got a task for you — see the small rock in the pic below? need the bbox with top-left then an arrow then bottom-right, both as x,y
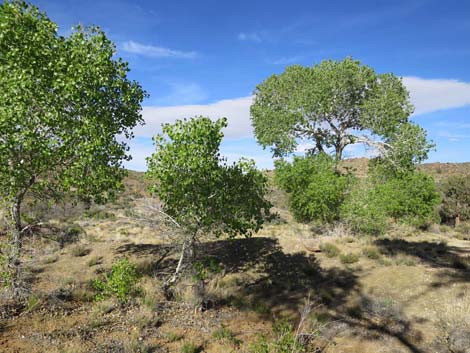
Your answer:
449,328 -> 470,353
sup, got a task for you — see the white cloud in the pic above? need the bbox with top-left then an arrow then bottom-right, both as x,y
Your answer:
403,76 -> 470,115
125,76 -> 470,170
237,32 -> 262,42
122,40 -> 197,59
137,76 -> 470,140
135,96 -> 253,139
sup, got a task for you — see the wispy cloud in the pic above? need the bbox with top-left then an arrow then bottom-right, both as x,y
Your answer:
152,82 -> 207,106
121,40 -> 198,58
269,55 -> 304,65
237,32 -> 262,42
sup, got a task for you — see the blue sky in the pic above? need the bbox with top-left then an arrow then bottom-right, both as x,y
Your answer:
35,0 -> 470,170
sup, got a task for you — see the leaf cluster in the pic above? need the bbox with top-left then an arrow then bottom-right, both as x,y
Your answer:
146,117 -> 271,238
275,153 -> 354,223
0,1 -> 146,206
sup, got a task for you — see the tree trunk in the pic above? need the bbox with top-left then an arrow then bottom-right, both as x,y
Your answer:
10,198 -> 23,259
168,241 -> 187,284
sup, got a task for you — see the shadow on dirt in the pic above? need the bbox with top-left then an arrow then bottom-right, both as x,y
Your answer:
117,237 -> 430,353
375,239 -> 470,284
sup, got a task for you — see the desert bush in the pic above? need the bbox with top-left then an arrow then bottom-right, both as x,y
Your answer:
340,253 -> 360,264
212,325 -> 241,346
92,258 -> 141,303
439,175 -> 470,224
377,172 -> 440,228
250,320 -> 305,353
83,209 -> 116,221
164,332 -> 184,342
319,242 -> 340,258
362,246 -> 381,259
70,244 -> 91,257
275,154 -> 354,223
180,342 -> 201,353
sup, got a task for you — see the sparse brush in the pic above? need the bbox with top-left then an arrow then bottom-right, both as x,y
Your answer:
131,306 -> 161,330
180,342 -> 201,353
362,246 -> 381,259
42,255 -> 58,264
164,332 -> 183,342
212,325 -> 241,346
319,242 -> 340,258
87,256 -> 103,267
71,244 -> 91,257
340,253 -> 359,264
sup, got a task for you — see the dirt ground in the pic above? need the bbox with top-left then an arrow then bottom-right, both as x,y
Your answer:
0,173 -> 469,353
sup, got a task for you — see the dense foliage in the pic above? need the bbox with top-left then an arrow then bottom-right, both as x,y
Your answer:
275,154 -> 354,223
146,117 -> 271,280
250,57 -> 414,160
92,258 -> 141,303
439,175 -> 470,223
342,170 -> 440,234
0,0 -> 145,290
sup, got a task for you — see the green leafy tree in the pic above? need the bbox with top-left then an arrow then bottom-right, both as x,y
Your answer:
439,175 -> 470,225
275,154 -> 354,223
250,57 -> 417,160
0,1 -> 146,290
146,117 -> 271,284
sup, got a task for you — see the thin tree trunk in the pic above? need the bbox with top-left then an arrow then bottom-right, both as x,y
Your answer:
168,241 -> 187,284
10,198 -> 23,260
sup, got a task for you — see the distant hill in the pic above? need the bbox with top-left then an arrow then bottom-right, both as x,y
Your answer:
341,158 -> 470,180
124,159 -> 470,193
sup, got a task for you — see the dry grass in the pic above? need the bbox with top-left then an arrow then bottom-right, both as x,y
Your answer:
2,165 -> 470,353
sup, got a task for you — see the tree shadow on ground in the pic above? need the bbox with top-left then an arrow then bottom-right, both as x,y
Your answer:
200,237 -> 358,313
116,237 -> 429,353
374,239 -> 470,284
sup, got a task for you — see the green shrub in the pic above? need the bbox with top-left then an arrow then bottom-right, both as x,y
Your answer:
212,326 -> 241,346
180,342 -> 200,353
251,320 -> 304,353
342,171 -> 440,234
340,253 -> 359,264
275,154 -> 354,223
319,242 -> 340,258
92,258 -> 141,303
439,175 -> 470,224
377,172 -> 440,228
192,256 -> 222,281
164,332 -> 183,342
341,180 -> 388,235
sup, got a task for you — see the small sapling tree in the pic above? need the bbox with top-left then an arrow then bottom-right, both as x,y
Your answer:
0,1 -> 146,293
146,117 -> 271,285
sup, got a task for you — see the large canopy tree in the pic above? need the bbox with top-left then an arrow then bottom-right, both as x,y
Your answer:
0,1 -> 146,289
250,57 -> 418,161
